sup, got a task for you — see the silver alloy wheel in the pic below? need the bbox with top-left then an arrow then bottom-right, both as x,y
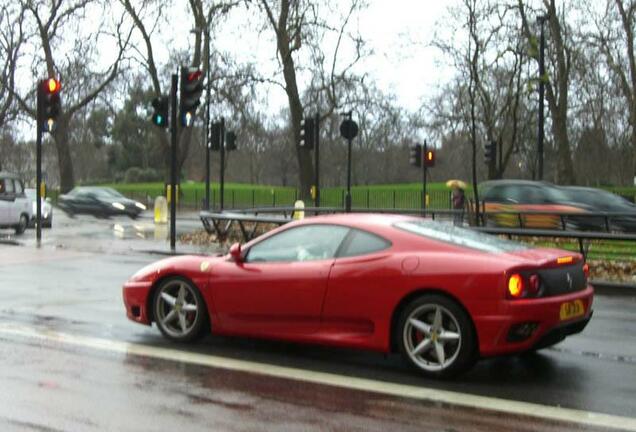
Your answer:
155,280 -> 201,339
403,304 -> 462,372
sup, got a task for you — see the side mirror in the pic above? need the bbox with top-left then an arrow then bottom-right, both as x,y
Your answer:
229,242 -> 243,263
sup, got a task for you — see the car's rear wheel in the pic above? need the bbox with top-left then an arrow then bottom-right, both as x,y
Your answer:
14,214 -> 28,235
153,277 -> 208,342
397,294 -> 476,378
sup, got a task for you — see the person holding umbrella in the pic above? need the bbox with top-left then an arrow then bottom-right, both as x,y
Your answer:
446,179 -> 466,226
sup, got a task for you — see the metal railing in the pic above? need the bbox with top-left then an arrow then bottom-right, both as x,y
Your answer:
200,207 -> 636,260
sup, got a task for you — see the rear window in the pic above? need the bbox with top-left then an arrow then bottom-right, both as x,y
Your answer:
338,229 -> 391,257
394,220 -> 530,253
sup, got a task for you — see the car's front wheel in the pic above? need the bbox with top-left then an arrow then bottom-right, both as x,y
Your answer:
153,277 -> 208,342
397,294 -> 476,378
14,214 -> 28,235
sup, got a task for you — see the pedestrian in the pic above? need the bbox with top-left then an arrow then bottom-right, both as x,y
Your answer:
452,185 -> 465,226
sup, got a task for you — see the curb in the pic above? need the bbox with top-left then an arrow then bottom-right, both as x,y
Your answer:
591,279 -> 636,295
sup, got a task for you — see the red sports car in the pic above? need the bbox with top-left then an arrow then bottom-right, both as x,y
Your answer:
123,214 -> 593,378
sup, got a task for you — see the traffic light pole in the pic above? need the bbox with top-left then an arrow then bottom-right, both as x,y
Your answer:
219,117 -> 225,211
345,111 -> 353,213
170,73 -> 178,252
422,141 -> 427,214
204,32 -> 211,210
35,85 -> 43,246
314,112 -> 320,208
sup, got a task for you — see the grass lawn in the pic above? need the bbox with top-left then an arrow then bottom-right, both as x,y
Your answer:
519,238 -> 636,262
74,181 -> 635,212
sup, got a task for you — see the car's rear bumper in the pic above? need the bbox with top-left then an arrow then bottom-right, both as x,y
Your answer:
474,285 -> 594,357
123,280 -> 153,325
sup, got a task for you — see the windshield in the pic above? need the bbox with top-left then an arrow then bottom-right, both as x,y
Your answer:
543,187 -> 570,202
568,189 -> 632,208
395,220 -> 530,253
94,188 -> 125,198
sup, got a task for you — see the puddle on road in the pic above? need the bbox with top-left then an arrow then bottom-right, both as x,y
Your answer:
111,222 -> 169,241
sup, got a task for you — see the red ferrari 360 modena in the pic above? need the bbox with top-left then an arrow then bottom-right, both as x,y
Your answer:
123,213 -> 593,378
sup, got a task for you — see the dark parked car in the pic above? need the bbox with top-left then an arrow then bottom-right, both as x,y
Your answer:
479,180 -> 589,229
58,187 -> 146,219
559,187 -> 636,233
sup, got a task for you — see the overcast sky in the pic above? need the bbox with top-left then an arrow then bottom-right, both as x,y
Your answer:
356,1 -> 451,111
203,0 -> 455,113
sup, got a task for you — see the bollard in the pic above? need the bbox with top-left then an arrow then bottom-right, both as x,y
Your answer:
154,196 -> 168,224
293,200 -> 305,220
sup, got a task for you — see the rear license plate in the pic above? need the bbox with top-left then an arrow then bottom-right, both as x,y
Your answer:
560,300 -> 585,321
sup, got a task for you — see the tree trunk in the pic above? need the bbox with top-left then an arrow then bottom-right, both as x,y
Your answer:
52,115 -> 75,193
551,104 -> 575,184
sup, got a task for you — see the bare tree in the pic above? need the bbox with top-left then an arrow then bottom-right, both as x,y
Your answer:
8,0 -> 130,191
518,0 -> 576,184
0,3 -> 25,161
593,0 -> 636,182
257,0 -> 366,198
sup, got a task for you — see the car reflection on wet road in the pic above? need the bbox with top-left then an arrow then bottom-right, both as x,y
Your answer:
0,214 -> 635,431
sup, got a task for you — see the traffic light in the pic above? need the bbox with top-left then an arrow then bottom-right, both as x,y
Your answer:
179,67 -> 204,127
151,96 -> 169,128
484,140 -> 496,164
300,117 -> 315,149
225,131 -> 237,151
424,149 -> 435,167
409,144 -> 422,167
38,78 -> 61,133
209,121 -> 221,151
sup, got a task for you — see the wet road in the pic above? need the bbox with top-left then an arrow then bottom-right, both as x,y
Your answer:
0,213 -> 635,431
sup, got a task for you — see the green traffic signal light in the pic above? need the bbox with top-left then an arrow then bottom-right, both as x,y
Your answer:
151,96 -> 169,128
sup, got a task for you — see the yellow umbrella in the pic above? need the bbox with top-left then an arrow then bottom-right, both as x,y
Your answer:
446,179 -> 467,189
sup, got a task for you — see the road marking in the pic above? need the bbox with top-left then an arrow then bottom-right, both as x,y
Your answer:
0,323 -> 634,432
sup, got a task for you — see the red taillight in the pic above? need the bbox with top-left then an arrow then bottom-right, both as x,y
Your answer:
508,274 -> 525,298
583,263 -> 590,279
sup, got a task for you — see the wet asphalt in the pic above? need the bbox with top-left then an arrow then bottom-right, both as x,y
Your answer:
0,210 -> 635,431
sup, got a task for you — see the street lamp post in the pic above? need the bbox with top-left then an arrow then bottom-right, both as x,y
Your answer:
537,14 -> 548,181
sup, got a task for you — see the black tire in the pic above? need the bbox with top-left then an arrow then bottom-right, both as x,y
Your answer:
14,214 -> 28,235
153,277 -> 208,343
44,217 -> 52,228
396,294 -> 477,378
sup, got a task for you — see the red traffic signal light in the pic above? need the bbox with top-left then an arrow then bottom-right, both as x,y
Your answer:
37,77 -> 62,133
180,67 -> 204,127
45,78 -> 61,93
424,150 -> 435,167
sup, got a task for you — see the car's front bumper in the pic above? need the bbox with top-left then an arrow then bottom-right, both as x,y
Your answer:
474,284 -> 594,357
123,280 -> 153,325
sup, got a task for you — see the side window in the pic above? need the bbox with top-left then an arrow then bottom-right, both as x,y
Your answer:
246,224 -> 350,263
338,229 -> 391,258
4,178 -> 14,194
482,186 -> 498,201
506,185 -> 524,203
523,186 -> 542,204
13,180 -> 23,194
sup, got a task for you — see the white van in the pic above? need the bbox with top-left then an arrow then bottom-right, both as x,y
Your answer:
0,172 -> 32,234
